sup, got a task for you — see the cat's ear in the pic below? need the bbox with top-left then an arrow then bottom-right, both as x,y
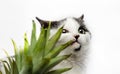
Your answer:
36,17 -> 49,28
36,17 -> 58,28
78,14 -> 84,20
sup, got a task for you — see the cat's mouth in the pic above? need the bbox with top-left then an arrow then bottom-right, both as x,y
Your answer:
72,41 -> 81,51
74,45 -> 81,51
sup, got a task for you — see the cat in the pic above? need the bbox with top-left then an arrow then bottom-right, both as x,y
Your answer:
36,14 -> 91,74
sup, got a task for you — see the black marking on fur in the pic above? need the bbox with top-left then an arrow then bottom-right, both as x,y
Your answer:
36,16 -> 90,34
78,25 -> 89,33
79,14 -> 84,20
73,16 -> 90,34
36,17 -> 59,28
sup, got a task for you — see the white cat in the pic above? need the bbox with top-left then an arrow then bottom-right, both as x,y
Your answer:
36,15 -> 91,74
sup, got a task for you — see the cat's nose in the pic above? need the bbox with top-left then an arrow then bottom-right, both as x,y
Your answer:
74,35 -> 80,40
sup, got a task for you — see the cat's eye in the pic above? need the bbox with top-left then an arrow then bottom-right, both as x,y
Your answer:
62,29 -> 69,33
79,28 -> 85,34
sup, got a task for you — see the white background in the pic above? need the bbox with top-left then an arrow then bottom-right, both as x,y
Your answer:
0,0 -> 120,74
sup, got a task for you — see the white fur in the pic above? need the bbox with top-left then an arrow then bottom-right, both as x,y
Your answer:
51,18 -> 91,74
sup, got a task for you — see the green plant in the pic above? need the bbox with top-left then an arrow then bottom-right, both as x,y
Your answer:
0,20 -> 74,74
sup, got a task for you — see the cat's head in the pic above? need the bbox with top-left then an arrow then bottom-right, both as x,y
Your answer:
36,15 -> 91,60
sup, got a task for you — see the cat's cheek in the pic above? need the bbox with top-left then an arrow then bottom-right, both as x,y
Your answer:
59,34 -> 75,44
79,36 -> 90,45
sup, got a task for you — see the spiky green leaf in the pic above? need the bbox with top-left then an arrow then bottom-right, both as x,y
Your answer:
45,26 -> 63,55
20,56 -> 32,74
29,20 -> 37,54
2,20 -> 73,74
12,40 -> 22,72
40,54 -> 71,74
33,58 -> 49,74
46,68 -> 72,74
3,63 -> 10,74
24,33 -> 29,55
33,27 -> 47,56
0,71 -> 2,74
45,40 -> 74,58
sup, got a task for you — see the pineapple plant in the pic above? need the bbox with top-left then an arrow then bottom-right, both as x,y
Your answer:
0,20 -> 74,74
